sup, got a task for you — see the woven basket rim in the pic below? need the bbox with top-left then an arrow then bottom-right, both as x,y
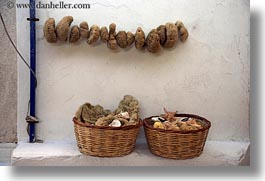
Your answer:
73,117 -> 142,130
143,113 -> 211,134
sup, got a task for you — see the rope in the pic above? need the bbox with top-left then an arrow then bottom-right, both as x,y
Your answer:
25,100 -> 43,143
0,12 -> 38,87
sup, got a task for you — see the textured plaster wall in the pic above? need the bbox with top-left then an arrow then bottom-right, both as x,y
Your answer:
0,0 -> 17,143
17,0 -> 250,142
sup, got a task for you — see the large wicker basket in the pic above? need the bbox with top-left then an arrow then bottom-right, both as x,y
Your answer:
73,117 -> 141,157
143,114 -> 211,159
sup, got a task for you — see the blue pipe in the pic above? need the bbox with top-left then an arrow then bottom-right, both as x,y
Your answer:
29,0 -> 36,143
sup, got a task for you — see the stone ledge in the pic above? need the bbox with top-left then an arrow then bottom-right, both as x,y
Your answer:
0,143 -> 17,165
11,141 -> 250,166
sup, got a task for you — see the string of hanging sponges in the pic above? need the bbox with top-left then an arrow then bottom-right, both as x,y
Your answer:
43,16 -> 188,53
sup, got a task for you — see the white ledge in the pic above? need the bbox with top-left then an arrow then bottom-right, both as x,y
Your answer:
0,143 -> 17,166
11,141 -> 250,166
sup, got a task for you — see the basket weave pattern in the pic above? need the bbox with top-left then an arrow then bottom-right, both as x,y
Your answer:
143,114 -> 211,159
73,117 -> 141,157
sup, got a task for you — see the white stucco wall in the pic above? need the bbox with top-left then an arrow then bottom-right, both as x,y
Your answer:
17,0 -> 250,142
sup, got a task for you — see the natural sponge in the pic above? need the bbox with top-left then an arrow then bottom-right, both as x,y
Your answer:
163,23 -> 178,48
145,29 -> 160,53
75,103 -> 111,124
135,27 -> 145,50
116,31 -> 127,48
156,25 -> 166,45
95,114 -> 115,126
100,26 -> 109,43
107,23 -> 118,50
79,21 -> 89,38
115,95 -> 139,123
87,25 -> 100,44
56,16 -> 73,41
109,23 -> 116,36
43,18 -> 57,43
175,21 -> 189,42
126,31 -> 135,47
108,35 -> 118,50
69,25 -> 80,43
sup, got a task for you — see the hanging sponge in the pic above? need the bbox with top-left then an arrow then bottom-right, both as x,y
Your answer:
55,16 -> 73,41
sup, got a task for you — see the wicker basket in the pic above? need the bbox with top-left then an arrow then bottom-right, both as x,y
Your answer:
143,114 -> 211,159
73,117 -> 141,157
